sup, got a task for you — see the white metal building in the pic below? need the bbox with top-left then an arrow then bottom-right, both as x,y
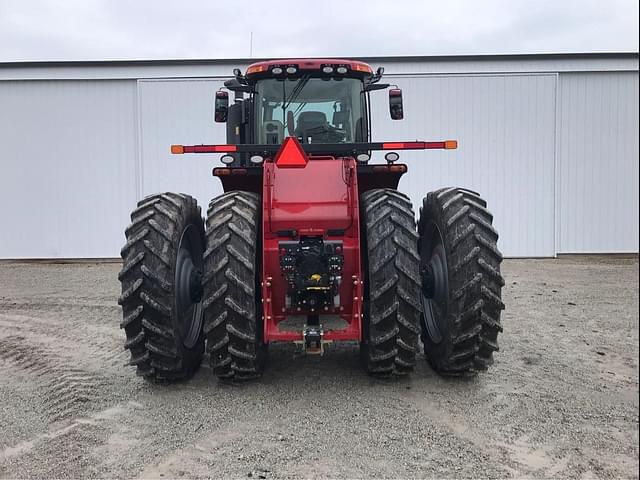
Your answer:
0,53 -> 638,259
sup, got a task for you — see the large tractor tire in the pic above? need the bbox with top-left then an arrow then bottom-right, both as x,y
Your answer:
418,187 -> 505,374
202,191 -> 267,380
118,193 -> 206,382
360,189 -> 421,376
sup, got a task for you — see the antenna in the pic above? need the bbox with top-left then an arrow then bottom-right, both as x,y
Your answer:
250,31 -> 253,58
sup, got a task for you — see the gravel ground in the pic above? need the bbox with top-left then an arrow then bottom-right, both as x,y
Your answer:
0,257 -> 638,479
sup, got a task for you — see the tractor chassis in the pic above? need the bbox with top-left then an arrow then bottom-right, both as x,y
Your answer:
260,156 -> 364,346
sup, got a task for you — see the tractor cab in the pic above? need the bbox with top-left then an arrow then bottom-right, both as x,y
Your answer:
201,59 -> 418,193
215,59 -> 401,162
254,75 -> 365,145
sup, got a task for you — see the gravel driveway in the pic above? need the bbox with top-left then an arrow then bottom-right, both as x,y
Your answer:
0,257 -> 638,479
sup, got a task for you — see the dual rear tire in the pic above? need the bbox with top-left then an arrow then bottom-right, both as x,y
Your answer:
118,191 -> 265,382
359,187 -> 505,376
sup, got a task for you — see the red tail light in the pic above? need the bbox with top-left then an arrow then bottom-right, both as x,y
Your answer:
382,142 -> 425,149
188,145 -> 237,153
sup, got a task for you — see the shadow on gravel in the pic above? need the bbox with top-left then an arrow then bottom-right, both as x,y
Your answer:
168,342 -> 483,394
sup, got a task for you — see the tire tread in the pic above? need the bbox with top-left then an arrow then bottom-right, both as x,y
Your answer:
419,187 -> 504,374
203,191 -> 265,381
360,189 -> 421,376
118,192 -> 205,382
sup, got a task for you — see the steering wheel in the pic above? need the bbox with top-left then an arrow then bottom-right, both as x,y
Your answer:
305,124 -> 346,143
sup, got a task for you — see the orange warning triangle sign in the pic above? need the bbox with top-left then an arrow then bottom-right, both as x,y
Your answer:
274,136 -> 308,168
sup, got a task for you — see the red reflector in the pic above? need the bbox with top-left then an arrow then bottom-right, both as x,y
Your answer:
382,142 -> 425,150
212,168 -> 231,176
372,165 -> 389,172
208,145 -> 237,152
382,143 -> 403,150
275,136 -> 308,168
186,145 -> 238,153
230,168 -> 247,175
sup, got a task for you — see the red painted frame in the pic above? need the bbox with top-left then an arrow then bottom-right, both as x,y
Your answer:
261,153 -> 363,343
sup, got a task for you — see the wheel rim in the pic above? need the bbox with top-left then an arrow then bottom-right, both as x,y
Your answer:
175,223 -> 204,349
420,222 -> 449,344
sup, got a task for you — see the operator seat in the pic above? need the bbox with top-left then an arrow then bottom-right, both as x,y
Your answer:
295,111 -> 328,142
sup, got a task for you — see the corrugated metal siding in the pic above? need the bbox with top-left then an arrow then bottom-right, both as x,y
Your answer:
137,79 -> 226,210
558,72 -> 640,253
0,80 -> 138,258
370,74 -> 557,257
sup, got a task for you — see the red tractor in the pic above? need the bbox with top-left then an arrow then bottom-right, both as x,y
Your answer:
118,59 -> 504,381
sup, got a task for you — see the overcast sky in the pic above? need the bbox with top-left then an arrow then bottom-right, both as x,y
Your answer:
0,0 -> 638,62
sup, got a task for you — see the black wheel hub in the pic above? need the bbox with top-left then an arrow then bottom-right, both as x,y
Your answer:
188,268 -> 203,303
421,244 -> 448,301
422,264 -> 436,298
175,224 -> 204,349
420,224 -> 449,344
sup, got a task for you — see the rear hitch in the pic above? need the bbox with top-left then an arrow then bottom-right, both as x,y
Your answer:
294,324 -> 330,356
304,325 -> 323,354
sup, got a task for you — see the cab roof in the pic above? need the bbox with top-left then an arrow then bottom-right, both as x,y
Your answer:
245,58 -> 374,77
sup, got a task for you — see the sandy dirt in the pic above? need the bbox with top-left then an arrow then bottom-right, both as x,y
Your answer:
0,257 -> 638,479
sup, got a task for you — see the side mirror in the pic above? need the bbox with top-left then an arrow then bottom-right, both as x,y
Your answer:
214,90 -> 229,123
389,88 -> 404,120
